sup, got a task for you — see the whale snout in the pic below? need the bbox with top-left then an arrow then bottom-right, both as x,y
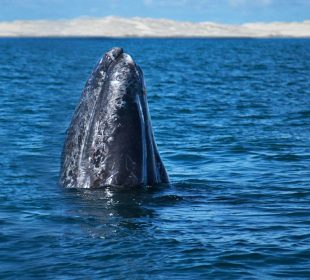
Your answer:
97,47 -> 124,72
105,51 -> 143,98
103,47 -> 123,62
98,47 -> 136,76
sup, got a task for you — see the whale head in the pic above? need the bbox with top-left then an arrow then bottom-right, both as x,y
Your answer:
60,47 -> 169,188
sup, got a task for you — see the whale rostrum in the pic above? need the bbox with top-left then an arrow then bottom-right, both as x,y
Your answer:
60,47 -> 169,188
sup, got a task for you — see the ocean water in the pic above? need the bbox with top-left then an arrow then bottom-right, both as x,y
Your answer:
0,38 -> 309,279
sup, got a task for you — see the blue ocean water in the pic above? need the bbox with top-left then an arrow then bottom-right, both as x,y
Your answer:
0,38 -> 309,279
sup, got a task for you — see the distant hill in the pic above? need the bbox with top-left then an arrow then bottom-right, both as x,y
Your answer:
0,16 -> 309,37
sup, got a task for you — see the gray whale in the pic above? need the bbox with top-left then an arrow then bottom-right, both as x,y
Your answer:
60,47 -> 169,188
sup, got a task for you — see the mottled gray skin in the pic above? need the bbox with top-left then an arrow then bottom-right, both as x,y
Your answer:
60,47 -> 169,188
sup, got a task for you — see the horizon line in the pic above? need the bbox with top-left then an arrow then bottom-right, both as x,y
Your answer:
1,35 -> 310,39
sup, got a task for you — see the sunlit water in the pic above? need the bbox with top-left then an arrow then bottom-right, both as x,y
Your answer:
0,38 -> 309,279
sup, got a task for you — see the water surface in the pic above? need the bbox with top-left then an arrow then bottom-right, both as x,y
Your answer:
0,38 -> 309,279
